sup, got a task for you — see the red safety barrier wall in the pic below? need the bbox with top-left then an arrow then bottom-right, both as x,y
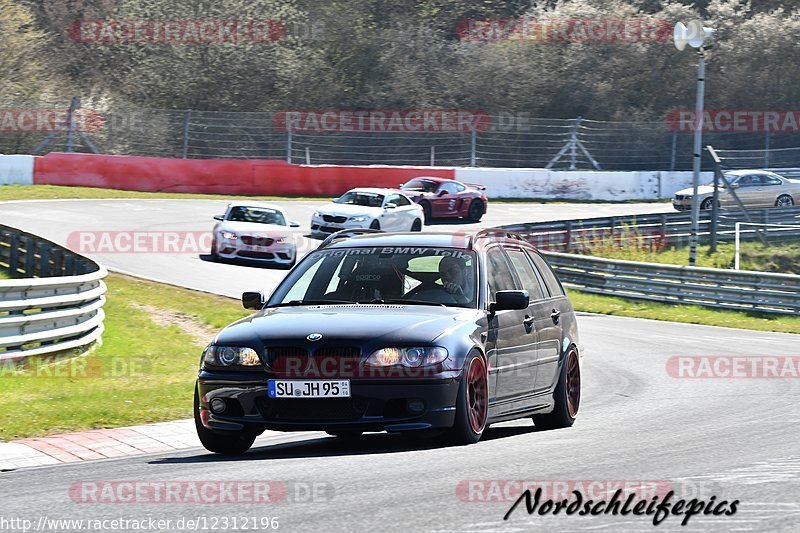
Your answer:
33,153 -> 455,195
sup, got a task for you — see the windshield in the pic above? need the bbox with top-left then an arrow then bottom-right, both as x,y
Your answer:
269,247 -> 478,308
227,206 -> 286,225
402,179 -> 439,193
334,192 -> 385,207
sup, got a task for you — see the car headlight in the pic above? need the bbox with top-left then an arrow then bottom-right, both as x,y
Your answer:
349,216 -> 369,222
313,211 -> 323,218
274,237 -> 287,243
202,346 -> 261,367
365,347 -> 448,368
220,231 -> 237,240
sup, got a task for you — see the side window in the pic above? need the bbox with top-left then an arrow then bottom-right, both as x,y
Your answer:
394,194 -> 411,206
486,248 -> 517,302
506,249 -> 546,301
453,182 -> 466,193
440,182 -> 458,194
526,251 -> 565,297
763,175 -> 782,186
385,194 -> 400,206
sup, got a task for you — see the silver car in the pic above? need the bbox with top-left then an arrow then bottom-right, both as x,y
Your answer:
673,170 -> 800,211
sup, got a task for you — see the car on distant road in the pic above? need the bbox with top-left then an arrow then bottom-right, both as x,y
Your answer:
399,177 -> 488,224
672,169 -> 800,211
211,202 -> 300,268
194,228 -> 581,453
310,188 -> 424,237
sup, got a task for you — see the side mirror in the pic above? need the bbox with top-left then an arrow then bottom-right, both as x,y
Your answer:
242,291 -> 266,310
730,183 -> 740,189
492,290 -> 529,312
289,221 -> 301,228
385,202 -> 397,209
438,190 -> 448,197
213,215 -> 224,221
398,183 -> 405,188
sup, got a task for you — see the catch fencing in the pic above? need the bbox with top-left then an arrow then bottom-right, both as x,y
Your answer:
5,99 -> 800,170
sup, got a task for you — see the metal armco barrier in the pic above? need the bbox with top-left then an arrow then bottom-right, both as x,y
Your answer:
543,252 -> 800,315
501,207 -> 800,315
0,225 -> 107,360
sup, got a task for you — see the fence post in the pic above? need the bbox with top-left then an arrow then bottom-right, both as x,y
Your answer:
181,110 -> 191,159
570,118 -> 579,170
709,158 -> 720,252
670,132 -> 677,171
65,97 -> 80,153
8,232 -> 19,278
430,146 -> 435,166
470,128 -> 476,167
564,222 -> 572,253
764,131 -> 770,167
305,146 -> 311,165
25,237 -> 35,277
286,130 -> 293,164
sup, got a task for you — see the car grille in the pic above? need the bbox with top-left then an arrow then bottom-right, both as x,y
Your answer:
266,346 -> 362,376
255,397 -> 368,421
322,215 -> 347,223
241,236 -> 274,246
238,251 -> 275,259
674,195 -> 687,200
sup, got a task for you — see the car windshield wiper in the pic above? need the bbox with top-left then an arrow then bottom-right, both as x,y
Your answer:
268,299 -> 355,307
357,298 -> 447,307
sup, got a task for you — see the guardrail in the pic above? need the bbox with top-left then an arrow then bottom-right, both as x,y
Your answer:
502,206 -> 800,253
0,225 -> 107,360
543,252 -> 800,315
501,208 -> 800,315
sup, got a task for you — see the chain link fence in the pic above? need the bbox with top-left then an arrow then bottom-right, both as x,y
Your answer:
4,100 -> 800,171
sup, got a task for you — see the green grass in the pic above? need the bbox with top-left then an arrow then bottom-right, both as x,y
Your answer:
567,288 -> 800,334
0,184 -> 325,202
0,273 -> 248,441
0,184 -> 671,204
582,240 -> 800,275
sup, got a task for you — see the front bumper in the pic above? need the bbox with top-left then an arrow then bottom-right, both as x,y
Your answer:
672,198 -> 692,211
310,216 -> 371,236
196,375 -> 459,433
215,239 -> 296,264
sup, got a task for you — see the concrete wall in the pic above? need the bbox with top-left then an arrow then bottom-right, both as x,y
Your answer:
0,155 -> 34,185
454,168 -> 714,200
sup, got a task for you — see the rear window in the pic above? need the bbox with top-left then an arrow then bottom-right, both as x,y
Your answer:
526,251 -> 565,297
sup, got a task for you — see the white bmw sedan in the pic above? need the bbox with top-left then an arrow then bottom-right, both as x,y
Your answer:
310,188 -> 424,237
211,202 -> 300,268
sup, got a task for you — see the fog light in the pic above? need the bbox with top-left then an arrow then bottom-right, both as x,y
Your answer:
407,399 -> 425,414
209,398 -> 227,414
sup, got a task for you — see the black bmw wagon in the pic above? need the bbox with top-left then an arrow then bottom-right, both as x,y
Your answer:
195,229 -> 581,453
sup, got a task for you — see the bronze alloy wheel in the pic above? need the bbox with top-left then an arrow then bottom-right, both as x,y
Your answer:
466,356 -> 488,434
565,348 -> 581,418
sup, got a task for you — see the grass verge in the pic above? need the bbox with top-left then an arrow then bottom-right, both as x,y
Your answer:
0,273 -> 248,441
0,184 -> 672,204
567,288 -> 800,334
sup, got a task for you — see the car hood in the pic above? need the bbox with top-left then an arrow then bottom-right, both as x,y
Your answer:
215,305 -> 484,346
216,221 -> 291,237
675,185 -> 714,197
317,203 -> 382,217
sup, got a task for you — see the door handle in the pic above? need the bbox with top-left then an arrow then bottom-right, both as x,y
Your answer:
550,309 -> 561,324
523,315 -> 534,327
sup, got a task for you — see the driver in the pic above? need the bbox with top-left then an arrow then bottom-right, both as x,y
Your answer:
438,256 -> 472,303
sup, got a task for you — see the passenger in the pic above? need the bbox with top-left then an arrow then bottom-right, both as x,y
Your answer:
438,256 -> 472,303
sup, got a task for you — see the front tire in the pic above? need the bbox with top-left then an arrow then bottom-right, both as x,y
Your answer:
533,346 -> 580,430
776,194 -> 794,208
445,351 -> 488,445
194,388 -> 256,454
420,201 -> 432,225
467,200 -> 484,222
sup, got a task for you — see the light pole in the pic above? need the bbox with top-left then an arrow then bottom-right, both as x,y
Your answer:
674,20 -> 715,266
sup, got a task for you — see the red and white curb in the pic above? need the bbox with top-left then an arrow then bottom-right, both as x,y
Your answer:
0,420 -> 293,471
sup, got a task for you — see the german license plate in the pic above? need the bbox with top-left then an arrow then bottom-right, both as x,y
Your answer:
268,380 -> 351,398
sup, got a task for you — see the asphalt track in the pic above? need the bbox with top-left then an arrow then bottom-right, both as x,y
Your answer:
1,199 -> 799,532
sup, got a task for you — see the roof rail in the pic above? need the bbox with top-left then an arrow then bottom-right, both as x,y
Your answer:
318,228 -> 384,249
470,228 -> 524,247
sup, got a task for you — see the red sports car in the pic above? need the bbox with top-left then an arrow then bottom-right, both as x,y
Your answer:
399,177 -> 488,224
